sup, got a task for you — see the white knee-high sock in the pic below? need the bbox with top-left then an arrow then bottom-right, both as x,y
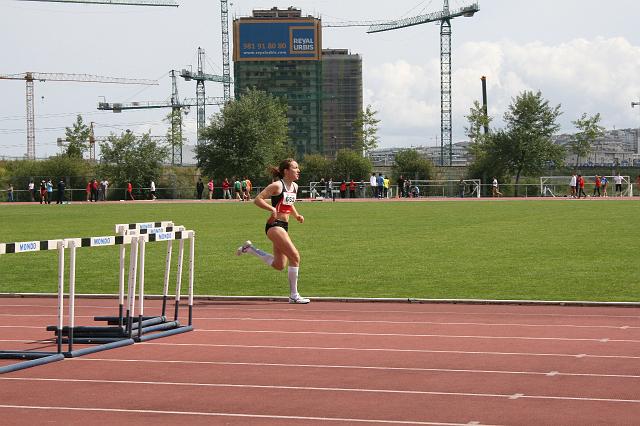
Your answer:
288,266 -> 299,297
247,246 -> 274,266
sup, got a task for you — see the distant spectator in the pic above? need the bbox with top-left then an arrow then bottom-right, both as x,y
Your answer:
492,177 -> 503,197
208,179 -> 214,200
7,183 -> 14,202
614,172 -> 623,196
196,178 -> 204,199
222,178 -> 231,199
39,180 -> 47,204
383,175 -> 390,198
56,178 -> 66,204
601,175 -> 608,197
318,178 -> 326,198
245,177 -> 252,200
28,180 -> 35,202
593,175 -> 601,197
127,181 -> 135,200
86,181 -> 91,202
569,173 -> 577,198
46,179 -> 53,204
376,173 -> 384,198
458,178 -> 465,198
339,180 -> 347,198
577,175 -> 586,199
150,180 -> 157,200
369,173 -> 377,198
327,178 -> 333,200
91,179 -> 99,202
397,175 -> 405,198
349,179 -> 356,198
234,177 -> 242,200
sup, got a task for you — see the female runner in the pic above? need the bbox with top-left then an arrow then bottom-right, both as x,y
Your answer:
236,158 -> 309,304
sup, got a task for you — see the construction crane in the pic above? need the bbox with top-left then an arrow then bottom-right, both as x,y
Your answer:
98,70 -> 225,165
16,0 -> 178,6
0,72 -> 158,159
180,47 -> 229,147
367,1 -> 480,166
220,0 -> 232,101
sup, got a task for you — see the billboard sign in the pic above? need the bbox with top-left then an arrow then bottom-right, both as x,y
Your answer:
234,19 -> 321,61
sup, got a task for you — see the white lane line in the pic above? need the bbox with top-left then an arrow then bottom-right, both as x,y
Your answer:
3,314 -> 637,333
0,405 -> 498,425
191,306 -> 640,320
2,316 -> 639,330
0,339 -> 638,360
192,328 -> 640,343
142,342 -> 640,360
76,358 -> 640,379
2,377 -> 640,404
191,316 -> 640,330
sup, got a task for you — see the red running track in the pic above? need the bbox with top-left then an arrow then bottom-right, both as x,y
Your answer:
0,297 -> 639,425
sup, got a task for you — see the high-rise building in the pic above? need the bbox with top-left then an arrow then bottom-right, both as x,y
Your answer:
233,8 -> 363,159
233,7 -> 323,157
322,49 -> 363,158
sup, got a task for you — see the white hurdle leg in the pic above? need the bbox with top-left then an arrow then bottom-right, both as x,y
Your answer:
174,238 -> 185,321
68,240 -> 77,352
56,240 -> 65,354
188,233 -> 195,326
125,236 -> 138,337
118,241 -> 126,327
162,240 -> 173,317
137,236 -> 146,339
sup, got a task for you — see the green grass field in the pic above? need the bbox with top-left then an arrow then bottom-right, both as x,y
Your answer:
0,199 -> 638,301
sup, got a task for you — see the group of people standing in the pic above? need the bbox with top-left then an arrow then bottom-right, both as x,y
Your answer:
85,179 -> 110,202
569,173 -> 624,198
14,179 -> 68,204
196,177 -> 252,201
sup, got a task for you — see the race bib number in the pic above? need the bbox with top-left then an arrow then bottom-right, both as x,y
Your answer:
282,191 -> 296,206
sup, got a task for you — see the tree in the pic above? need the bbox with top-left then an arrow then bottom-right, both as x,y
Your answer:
332,149 -> 372,181
64,115 -> 91,158
570,112 -> 605,166
469,90 -> 565,196
391,149 -> 433,181
353,104 -> 380,155
98,131 -> 169,190
300,153 -> 331,184
464,100 -> 492,144
196,88 -> 291,183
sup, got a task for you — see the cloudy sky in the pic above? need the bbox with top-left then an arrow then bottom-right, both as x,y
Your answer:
1,0 -> 640,158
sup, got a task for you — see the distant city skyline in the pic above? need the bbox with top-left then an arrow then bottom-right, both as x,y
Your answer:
1,0 -> 639,159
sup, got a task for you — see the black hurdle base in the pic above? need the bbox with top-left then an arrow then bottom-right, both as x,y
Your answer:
137,325 -> 193,342
94,315 -> 157,325
0,353 -> 65,374
65,338 -> 135,358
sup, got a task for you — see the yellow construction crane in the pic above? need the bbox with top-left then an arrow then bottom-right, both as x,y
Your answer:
0,72 -> 158,159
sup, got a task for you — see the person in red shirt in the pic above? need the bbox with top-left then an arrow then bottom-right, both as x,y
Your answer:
593,175 -> 601,197
222,178 -> 231,199
339,180 -> 347,198
86,181 -> 91,202
577,175 -> 586,199
127,181 -> 135,200
349,179 -> 356,198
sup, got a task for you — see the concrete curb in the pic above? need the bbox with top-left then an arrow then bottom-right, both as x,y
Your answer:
1,293 -> 639,308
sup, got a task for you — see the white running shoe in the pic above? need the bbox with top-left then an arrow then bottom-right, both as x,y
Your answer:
289,294 -> 310,304
235,240 -> 253,256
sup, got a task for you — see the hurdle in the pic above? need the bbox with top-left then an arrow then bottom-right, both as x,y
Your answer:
53,225 -> 195,354
91,221 -> 194,342
0,239 -> 67,373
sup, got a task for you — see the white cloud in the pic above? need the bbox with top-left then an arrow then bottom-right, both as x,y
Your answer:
368,37 -> 640,148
